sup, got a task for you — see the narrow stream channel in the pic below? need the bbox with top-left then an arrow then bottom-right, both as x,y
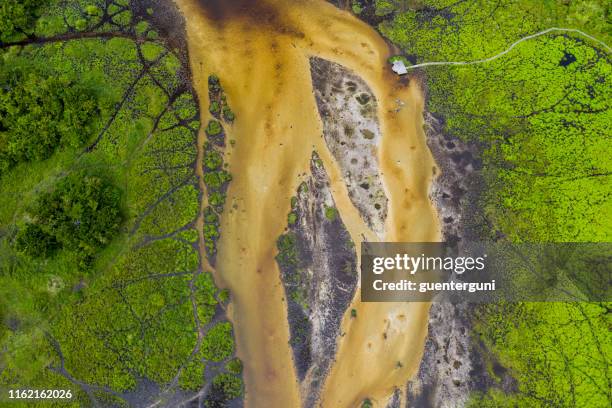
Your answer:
173,1 -> 441,406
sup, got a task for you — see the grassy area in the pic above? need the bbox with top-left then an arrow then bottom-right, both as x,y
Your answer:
368,1 -> 611,406
0,1 -> 241,405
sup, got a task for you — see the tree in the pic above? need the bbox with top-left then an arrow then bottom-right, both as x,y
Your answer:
0,66 -> 100,173
0,0 -> 48,42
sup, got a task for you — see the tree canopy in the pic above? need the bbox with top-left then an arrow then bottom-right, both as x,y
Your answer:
15,172 -> 123,265
0,66 -> 100,174
0,0 -> 48,42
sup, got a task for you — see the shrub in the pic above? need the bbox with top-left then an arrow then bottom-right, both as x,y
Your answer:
222,106 -> 235,122
226,358 -> 243,375
208,192 -> 225,208
201,322 -> 234,362
204,150 -> 223,170
276,233 -> 298,268
212,374 -> 242,400
205,120 -> 223,136
208,74 -> 220,92
14,223 -> 57,258
204,207 -> 219,224
287,212 -> 297,225
209,101 -> 220,115
203,171 -> 232,189
324,206 -> 338,221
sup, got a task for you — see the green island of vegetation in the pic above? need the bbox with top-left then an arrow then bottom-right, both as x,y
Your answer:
352,1 -> 610,407
202,74 -> 234,262
0,1 -> 242,406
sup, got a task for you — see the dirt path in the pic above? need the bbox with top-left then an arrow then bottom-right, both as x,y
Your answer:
405,27 -> 611,71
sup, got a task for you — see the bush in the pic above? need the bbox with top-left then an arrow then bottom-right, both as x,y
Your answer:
203,171 -> 232,190
222,106 -> 235,122
208,74 -> 220,92
287,212 -> 297,225
276,233 -> 298,268
204,150 -> 223,170
226,358 -> 243,375
208,192 -> 225,208
212,374 -> 242,400
209,101 -> 220,115
206,120 -> 223,136
324,206 -> 337,221
204,207 -> 219,224
14,223 -> 57,258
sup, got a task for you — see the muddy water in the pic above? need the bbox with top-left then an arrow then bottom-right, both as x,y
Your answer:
173,1 -> 441,407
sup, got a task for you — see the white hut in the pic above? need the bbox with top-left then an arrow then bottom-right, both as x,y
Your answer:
391,59 -> 408,75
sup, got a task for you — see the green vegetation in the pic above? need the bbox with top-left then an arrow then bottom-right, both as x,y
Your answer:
209,191 -> 225,208
0,1 -> 241,404
276,232 -> 298,269
377,2 -> 611,241
324,206 -> 338,221
469,302 -> 609,408
373,0 -> 394,16
0,0 -> 48,41
361,398 -> 373,408
288,212 -> 298,225
222,106 -> 235,122
208,73 -> 236,123
212,373 -> 243,400
206,119 -> 223,136
202,75 -> 235,260
375,1 -> 611,407
204,150 -> 223,170
15,172 -> 122,266
14,224 -> 58,258
202,322 -> 235,362
226,358 -> 243,375
203,170 -> 232,189
209,100 -> 220,115
351,308 -> 357,318
0,67 -> 101,173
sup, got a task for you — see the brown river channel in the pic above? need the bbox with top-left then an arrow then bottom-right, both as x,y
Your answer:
173,1 -> 441,406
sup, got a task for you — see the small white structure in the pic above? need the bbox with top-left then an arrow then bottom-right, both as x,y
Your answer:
391,59 -> 408,75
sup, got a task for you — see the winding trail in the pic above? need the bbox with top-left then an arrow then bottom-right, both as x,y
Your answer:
405,27 -> 611,71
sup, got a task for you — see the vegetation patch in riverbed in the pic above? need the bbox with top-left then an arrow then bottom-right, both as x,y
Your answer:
202,74 -> 235,263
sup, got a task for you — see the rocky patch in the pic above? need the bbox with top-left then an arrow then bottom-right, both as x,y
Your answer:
310,57 -> 388,235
